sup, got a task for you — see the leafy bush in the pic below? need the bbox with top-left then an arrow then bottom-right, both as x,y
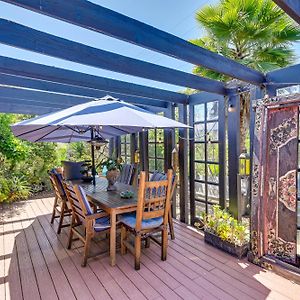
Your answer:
196,205 -> 249,246
0,113 -> 109,203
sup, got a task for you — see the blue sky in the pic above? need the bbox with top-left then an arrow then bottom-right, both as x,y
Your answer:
0,0 -> 299,92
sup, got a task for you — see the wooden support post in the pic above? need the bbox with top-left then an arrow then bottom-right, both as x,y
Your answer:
139,131 -> 149,173
109,138 -> 114,157
164,104 -> 175,172
249,87 -> 264,210
218,98 -> 226,209
130,133 -> 137,164
227,88 -> 240,219
114,137 -> 121,159
189,105 -> 196,225
178,104 -> 188,223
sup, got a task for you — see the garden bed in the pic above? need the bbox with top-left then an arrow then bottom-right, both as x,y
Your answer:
204,230 -> 249,259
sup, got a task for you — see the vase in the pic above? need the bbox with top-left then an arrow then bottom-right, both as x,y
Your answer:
106,169 -> 120,191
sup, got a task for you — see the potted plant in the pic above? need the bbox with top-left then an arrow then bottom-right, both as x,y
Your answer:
80,161 -> 93,182
195,205 -> 249,259
101,157 -> 123,191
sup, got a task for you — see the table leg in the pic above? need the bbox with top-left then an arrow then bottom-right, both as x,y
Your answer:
110,211 -> 117,266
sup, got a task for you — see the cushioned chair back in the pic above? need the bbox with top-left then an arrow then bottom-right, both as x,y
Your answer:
135,170 -> 173,231
118,164 -> 135,185
63,181 -> 90,224
49,170 -> 65,198
150,171 -> 176,198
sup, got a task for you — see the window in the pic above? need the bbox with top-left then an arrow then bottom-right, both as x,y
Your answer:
148,128 -> 164,173
193,101 -> 222,215
120,134 -> 131,164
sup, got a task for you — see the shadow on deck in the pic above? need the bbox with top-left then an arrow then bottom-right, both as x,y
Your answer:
1,197 -> 300,300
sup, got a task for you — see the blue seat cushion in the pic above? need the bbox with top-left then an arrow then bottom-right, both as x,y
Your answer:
77,185 -> 93,215
150,171 -> 167,182
94,216 -> 110,232
119,213 -> 163,230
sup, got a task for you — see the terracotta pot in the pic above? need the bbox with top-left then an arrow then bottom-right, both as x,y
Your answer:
106,169 -> 120,191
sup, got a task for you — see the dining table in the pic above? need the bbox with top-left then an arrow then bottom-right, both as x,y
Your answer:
71,176 -> 138,266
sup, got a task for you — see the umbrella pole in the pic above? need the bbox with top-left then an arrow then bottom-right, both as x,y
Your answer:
90,128 -> 96,186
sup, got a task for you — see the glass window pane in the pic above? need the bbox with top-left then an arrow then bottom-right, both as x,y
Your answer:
126,144 -> 130,156
194,104 -> 205,122
195,163 -> 205,181
156,159 -> 164,172
157,129 -> 164,143
207,122 -> 218,142
207,164 -> 219,183
194,124 -> 205,141
148,144 -> 155,157
195,182 -> 206,201
207,184 -> 219,203
195,143 -> 205,161
149,158 -> 155,172
207,143 -> 219,162
207,101 -> 218,121
148,130 -> 155,142
156,144 -> 164,158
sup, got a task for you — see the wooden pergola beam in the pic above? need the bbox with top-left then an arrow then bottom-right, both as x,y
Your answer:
0,19 -> 226,95
0,56 -> 180,105
0,73 -> 169,108
0,98 -> 60,114
273,0 -> 300,24
2,0 -> 265,84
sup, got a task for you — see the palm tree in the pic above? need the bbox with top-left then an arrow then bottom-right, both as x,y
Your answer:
190,0 -> 300,150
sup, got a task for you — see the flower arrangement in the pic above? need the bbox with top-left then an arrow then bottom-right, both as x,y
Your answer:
101,157 -> 123,172
195,205 -> 249,247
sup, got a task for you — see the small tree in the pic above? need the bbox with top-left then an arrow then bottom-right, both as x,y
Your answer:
190,0 -> 300,150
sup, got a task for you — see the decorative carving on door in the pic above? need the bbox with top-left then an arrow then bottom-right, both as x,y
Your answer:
250,94 -> 299,266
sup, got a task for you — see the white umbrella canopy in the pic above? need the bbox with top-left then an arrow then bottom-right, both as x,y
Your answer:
11,95 -> 189,142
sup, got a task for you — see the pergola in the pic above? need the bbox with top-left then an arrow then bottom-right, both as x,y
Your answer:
0,0 -> 299,225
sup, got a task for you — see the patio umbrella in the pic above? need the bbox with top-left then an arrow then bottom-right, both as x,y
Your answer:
11,95 -> 189,185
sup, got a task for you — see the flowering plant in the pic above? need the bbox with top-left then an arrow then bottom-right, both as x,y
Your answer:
101,157 -> 123,171
195,205 -> 249,246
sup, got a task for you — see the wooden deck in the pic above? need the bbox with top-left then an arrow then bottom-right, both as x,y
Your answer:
1,197 -> 300,300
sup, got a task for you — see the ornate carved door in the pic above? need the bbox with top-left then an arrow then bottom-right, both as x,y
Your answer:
251,96 -> 299,265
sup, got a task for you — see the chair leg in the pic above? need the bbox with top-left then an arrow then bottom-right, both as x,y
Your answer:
145,237 -> 150,248
67,214 -> 75,249
168,210 -> 175,240
57,202 -> 66,234
50,195 -> 58,224
120,226 -> 127,255
134,236 -> 142,270
82,232 -> 92,267
161,228 -> 168,261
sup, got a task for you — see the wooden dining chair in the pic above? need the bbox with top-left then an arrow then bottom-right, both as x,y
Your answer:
119,169 -> 173,270
117,163 -> 135,185
63,181 -> 110,267
49,169 -> 72,234
150,171 -> 177,240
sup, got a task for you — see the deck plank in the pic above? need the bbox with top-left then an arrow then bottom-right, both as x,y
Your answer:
2,197 -> 300,300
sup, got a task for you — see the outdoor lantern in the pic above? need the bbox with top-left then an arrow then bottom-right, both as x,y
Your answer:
172,146 -> 179,172
134,149 -> 140,164
239,152 -> 251,176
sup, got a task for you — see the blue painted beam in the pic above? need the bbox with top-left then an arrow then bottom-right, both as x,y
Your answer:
273,1 -> 300,24
0,19 -> 226,94
0,95 -> 165,115
1,0 -> 265,84
188,92 -> 224,105
0,56 -> 178,105
0,73 -> 169,108
0,99 -> 59,114
266,63 -> 300,85
0,86 -> 90,106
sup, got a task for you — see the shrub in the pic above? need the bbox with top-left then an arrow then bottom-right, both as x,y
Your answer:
196,205 -> 249,246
